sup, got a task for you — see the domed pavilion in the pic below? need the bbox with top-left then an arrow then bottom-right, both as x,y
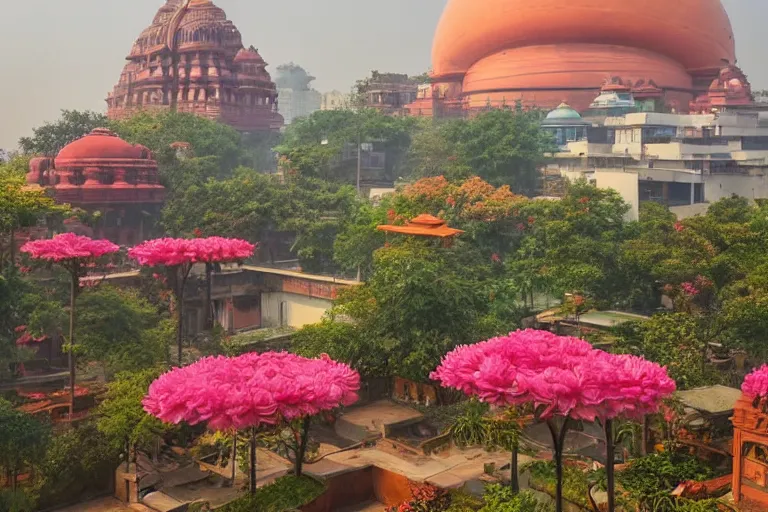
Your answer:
541,103 -> 591,147
408,0 -> 743,116
25,129 -> 165,245
106,0 -> 283,132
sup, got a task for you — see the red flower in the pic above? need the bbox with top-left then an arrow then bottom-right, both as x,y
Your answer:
446,196 -> 456,207
674,221 -> 685,232
387,209 -> 396,222
193,228 -> 203,238
516,223 -> 526,232
527,216 -> 536,225
491,253 -> 501,263
578,197 -> 590,204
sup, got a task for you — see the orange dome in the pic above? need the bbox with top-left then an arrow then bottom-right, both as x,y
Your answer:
56,129 -> 147,165
432,0 -> 735,78
462,44 -> 694,110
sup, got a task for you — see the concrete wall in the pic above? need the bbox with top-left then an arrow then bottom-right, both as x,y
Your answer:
261,291 -> 333,328
594,171 -> 640,221
704,174 -> 768,203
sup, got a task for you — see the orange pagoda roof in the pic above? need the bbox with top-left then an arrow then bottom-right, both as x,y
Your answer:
377,214 -> 464,238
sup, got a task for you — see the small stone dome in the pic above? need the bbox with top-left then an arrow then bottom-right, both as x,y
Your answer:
56,129 -> 147,164
546,103 -> 583,120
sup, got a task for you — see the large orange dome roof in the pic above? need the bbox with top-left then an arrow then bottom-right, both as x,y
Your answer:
432,0 -> 735,78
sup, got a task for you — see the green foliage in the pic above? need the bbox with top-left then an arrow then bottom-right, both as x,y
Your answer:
292,320 -> 383,376
275,109 -> 414,184
110,111 -> 243,171
330,240 -> 511,381
449,400 -> 492,448
445,489 -> 484,512
19,110 -> 107,156
407,109 -> 556,194
97,369 -> 167,463
615,452 -> 713,509
33,423 -> 120,509
612,314 -> 720,390
77,286 -> 170,376
0,399 -> 50,487
479,486 -> 542,512
217,475 -> 324,512
0,489 -> 35,512
523,461 -> 592,509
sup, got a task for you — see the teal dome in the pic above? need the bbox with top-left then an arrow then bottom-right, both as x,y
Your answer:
545,103 -> 582,120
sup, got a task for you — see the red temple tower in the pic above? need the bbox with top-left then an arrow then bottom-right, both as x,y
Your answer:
106,0 -> 283,132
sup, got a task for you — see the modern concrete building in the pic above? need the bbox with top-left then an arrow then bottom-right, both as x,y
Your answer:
321,91 -> 351,111
547,108 -> 768,220
275,63 -> 321,124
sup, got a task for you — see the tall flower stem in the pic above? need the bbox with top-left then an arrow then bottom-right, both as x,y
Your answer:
605,419 -> 615,512
67,265 -> 80,418
546,418 -> 571,512
249,427 -> 258,494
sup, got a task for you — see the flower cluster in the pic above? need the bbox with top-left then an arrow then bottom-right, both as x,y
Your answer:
128,237 -> 255,268
742,365 -> 768,400
680,282 -> 700,296
431,329 -> 675,422
143,352 -> 360,431
20,233 -> 119,263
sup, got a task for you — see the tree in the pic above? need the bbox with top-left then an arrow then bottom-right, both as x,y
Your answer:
162,168 -> 357,273
275,109 -> 414,185
19,110 -> 108,156
77,286 -> 170,377
329,239 -> 516,382
33,423 -> 119,510
97,369 -> 167,471
292,320 -> 386,377
612,314 -> 718,390
0,177 -> 67,270
407,109 -> 556,194
0,398 -> 50,490
21,234 -> 119,416
144,352 -> 359,492
432,330 -> 675,512
128,237 -> 255,364
110,111 -> 244,172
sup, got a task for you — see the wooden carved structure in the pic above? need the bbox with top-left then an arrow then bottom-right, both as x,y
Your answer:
732,393 -> 768,505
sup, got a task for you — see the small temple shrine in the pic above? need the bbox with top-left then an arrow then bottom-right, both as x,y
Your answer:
408,0 -> 741,115
732,391 -> 768,506
25,128 -> 165,245
106,0 -> 283,132
376,214 -> 464,240
689,66 -> 758,114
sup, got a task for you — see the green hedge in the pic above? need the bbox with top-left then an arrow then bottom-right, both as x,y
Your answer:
217,475 -> 325,512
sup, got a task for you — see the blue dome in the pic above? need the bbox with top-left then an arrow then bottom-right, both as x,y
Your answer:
545,103 -> 582,120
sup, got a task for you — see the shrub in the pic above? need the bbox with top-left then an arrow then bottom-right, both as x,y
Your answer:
0,490 -> 35,512
479,486 -> 542,512
218,475 -> 324,512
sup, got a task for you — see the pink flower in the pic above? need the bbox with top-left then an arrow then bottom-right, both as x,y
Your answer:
20,233 -> 119,263
743,365 -> 768,399
431,329 -> 675,422
144,352 -> 360,431
491,253 -> 501,264
128,237 -> 256,268
681,282 -> 700,296
674,221 -> 685,233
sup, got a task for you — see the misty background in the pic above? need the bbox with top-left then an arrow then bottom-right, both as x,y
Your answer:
0,0 -> 764,150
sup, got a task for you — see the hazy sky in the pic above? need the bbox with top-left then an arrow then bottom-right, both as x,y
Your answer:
0,0 -> 764,150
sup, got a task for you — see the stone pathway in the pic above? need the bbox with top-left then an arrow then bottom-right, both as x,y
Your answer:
53,497 -> 135,512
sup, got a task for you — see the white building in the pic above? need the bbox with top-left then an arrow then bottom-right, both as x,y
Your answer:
321,90 -> 351,111
545,108 -> 768,220
278,88 -> 322,125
